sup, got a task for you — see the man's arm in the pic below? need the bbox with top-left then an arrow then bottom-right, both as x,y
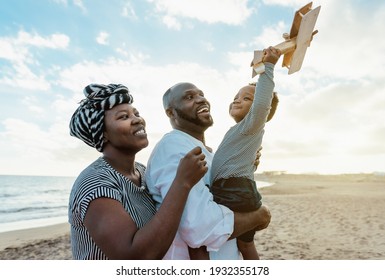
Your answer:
230,205 -> 271,239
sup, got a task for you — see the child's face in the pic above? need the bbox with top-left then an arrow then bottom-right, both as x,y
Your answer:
229,85 -> 255,123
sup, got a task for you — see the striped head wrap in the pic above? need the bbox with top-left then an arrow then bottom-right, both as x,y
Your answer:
69,83 -> 133,152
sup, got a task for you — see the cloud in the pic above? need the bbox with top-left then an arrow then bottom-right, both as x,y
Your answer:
73,0 -> 87,13
0,31 -> 70,90
0,64 -> 51,91
249,21 -> 287,49
0,117 -> 100,176
52,0 -> 68,6
162,15 -> 182,30
1,0 -> 384,176
0,31 -> 69,63
96,31 -> 109,45
262,0 -> 307,7
0,54 -> 235,176
296,0 -> 385,81
202,42 -> 215,52
16,31 -> 70,49
260,75 -> 385,173
150,0 -> 253,26
22,96 -> 45,115
52,0 -> 87,12
242,0 -> 385,81
122,2 -> 138,19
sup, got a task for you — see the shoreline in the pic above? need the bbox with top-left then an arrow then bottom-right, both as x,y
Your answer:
0,216 -> 68,234
0,222 -> 70,251
1,173 -> 384,260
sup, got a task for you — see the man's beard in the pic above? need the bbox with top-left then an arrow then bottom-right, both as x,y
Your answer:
174,108 -> 213,128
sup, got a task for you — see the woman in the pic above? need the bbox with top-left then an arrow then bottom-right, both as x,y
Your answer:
68,83 -> 207,259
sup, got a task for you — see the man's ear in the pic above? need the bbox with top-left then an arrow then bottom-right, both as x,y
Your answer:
165,108 -> 174,118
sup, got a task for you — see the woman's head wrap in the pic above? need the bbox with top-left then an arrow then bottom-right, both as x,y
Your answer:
69,83 -> 133,152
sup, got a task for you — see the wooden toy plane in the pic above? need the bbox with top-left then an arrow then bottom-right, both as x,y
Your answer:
251,2 -> 321,77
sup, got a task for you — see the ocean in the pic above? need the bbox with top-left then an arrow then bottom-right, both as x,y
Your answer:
0,175 -> 272,234
0,175 -> 75,233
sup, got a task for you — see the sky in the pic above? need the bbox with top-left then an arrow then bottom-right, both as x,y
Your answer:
0,0 -> 384,177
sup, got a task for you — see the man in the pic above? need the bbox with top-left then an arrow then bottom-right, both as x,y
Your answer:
146,82 -> 271,260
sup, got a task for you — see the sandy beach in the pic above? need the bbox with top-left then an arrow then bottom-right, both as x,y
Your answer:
1,173 -> 384,260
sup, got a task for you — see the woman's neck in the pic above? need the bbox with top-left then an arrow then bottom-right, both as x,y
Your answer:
102,149 -> 140,185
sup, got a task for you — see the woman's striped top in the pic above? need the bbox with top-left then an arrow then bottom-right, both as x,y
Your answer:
68,157 -> 156,259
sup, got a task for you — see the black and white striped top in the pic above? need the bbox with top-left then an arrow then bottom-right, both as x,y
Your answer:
210,63 -> 275,183
68,157 -> 156,259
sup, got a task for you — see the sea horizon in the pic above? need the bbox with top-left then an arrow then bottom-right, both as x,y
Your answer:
0,175 -> 75,233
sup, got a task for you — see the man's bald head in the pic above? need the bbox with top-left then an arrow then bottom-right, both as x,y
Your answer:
163,82 -> 197,110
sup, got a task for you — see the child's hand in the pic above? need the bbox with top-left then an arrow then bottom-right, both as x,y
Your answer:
263,46 -> 281,65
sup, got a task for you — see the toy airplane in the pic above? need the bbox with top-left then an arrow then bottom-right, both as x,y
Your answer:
251,2 -> 321,77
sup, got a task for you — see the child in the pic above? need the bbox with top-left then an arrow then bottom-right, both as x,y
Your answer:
209,46 -> 280,260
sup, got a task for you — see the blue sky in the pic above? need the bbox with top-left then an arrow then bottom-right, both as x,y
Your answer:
1,0 -> 384,176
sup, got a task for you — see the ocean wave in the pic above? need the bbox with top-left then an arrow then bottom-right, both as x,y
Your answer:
0,216 -> 68,233
0,205 -> 67,214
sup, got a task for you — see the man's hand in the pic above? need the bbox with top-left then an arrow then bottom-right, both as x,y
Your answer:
254,146 -> 262,169
176,146 -> 208,190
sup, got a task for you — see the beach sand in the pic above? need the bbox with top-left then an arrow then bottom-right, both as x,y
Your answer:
0,173 -> 384,260
0,223 -> 71,260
